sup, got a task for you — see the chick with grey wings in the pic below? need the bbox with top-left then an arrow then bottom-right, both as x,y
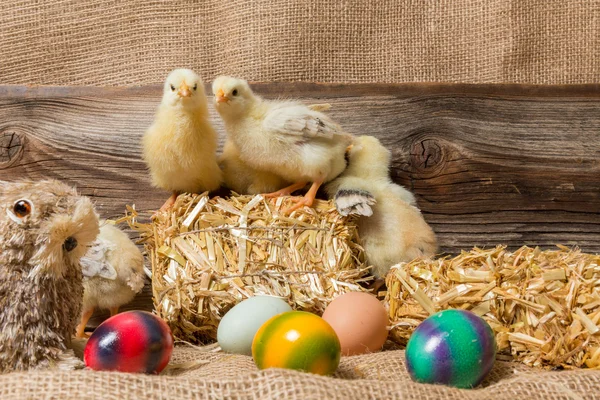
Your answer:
212,75 -> 353,214
76,223 -> 145,338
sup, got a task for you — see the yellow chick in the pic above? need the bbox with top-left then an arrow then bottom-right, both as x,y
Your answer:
143,69 -> 222,211
326,135 -> 438,285
218,104 -> 331,195
219,139 -> 288,194
76,223 -> 145,338
219,104 -> 332,195
212,76 -> 352,213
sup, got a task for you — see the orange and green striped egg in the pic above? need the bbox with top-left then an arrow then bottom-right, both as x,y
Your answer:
252,311 -> 341,376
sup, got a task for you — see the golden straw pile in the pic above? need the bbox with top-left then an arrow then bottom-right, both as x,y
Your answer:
385,245 -> 600,369
128,193 -> 371,343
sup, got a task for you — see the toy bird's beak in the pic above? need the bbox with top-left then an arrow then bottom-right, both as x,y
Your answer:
216,88 -> 230,103
63,236 -> 78,252
178,82 -> 192,98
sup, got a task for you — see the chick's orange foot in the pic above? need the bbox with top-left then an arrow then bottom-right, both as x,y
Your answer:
76,308 -> 95,339
368,277 -> 387,294
263,182 -> 307,198
154,192 -> 179,217
284,196 -> 314,214
283,180 -> 323,214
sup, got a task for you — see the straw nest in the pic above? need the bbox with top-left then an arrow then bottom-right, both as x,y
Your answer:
385,245 -> 600,369
127,193 -> 372,343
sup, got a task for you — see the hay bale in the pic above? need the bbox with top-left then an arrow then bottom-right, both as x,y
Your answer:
385,245 -> 600,369
128,193 -> 371,343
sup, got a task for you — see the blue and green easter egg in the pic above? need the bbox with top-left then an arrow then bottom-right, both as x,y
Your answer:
405,309 -> 496,388
252,311 -> 341,376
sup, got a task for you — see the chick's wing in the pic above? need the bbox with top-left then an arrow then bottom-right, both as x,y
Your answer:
80,238 -> 117,280
263,104 -> 341,140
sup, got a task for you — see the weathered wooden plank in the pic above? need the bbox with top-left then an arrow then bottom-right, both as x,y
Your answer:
0,83 -> 599,323
0,83 -> 598,250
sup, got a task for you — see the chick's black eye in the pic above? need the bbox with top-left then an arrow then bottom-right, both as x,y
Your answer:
170,84 -> 176,91
193,84 -> 197,91
13,200 -> 32,218
232,89 -> 238,96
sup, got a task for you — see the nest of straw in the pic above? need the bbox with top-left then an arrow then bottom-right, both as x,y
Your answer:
385,245 -> 600,369
128,193 -> 372,343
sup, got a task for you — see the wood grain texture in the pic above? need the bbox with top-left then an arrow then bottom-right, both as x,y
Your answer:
0,83 -> 598,323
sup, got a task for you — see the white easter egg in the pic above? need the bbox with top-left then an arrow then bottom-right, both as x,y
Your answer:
217,296 -> 292,355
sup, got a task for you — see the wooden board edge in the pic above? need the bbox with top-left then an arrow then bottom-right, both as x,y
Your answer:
0,82 -> 598,99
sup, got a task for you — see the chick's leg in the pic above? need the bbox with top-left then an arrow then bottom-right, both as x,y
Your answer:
76,308 -> 94,339
285,180 -> 323,214
263,182 -> 307,198
368,277 -> 386,294
110,307 -> 119,317
159,191 -> 180,212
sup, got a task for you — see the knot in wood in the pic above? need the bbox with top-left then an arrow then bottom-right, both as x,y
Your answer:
0,130 -> 25,168
410,138 -> 444,175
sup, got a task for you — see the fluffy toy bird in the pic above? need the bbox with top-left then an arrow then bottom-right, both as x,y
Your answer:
143,68 -> 222,211
212,76 -> 353,213
75,222 -> 145,338
326,136 -> 438,285
0,180 -> 99,372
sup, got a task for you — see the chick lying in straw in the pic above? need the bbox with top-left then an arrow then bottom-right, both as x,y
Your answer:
326,135 -> 437,290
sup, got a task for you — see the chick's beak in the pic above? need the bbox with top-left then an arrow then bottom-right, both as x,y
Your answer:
178,82 -> 192,98
216,88 -> 230,104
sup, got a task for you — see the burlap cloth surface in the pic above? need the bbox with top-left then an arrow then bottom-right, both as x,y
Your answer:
1,346 -> 598,400
2,1 -> 599,397
1,0 -> 598,86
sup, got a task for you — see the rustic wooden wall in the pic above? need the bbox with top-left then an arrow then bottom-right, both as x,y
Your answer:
1,83 -> 598,322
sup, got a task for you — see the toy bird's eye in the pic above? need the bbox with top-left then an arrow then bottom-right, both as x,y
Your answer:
193,84 -> 198,91
232,89 -> 238,96
170,85 -> 176,91
6,198 -> 34,225
14,200 -> 32,218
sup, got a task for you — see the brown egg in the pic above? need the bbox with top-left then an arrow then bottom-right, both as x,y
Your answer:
322,292 -> 388,356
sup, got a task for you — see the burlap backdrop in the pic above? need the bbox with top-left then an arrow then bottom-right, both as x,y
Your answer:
1,346 -> 596,400
1,0 -> 598,86
1,1 -> 599,398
